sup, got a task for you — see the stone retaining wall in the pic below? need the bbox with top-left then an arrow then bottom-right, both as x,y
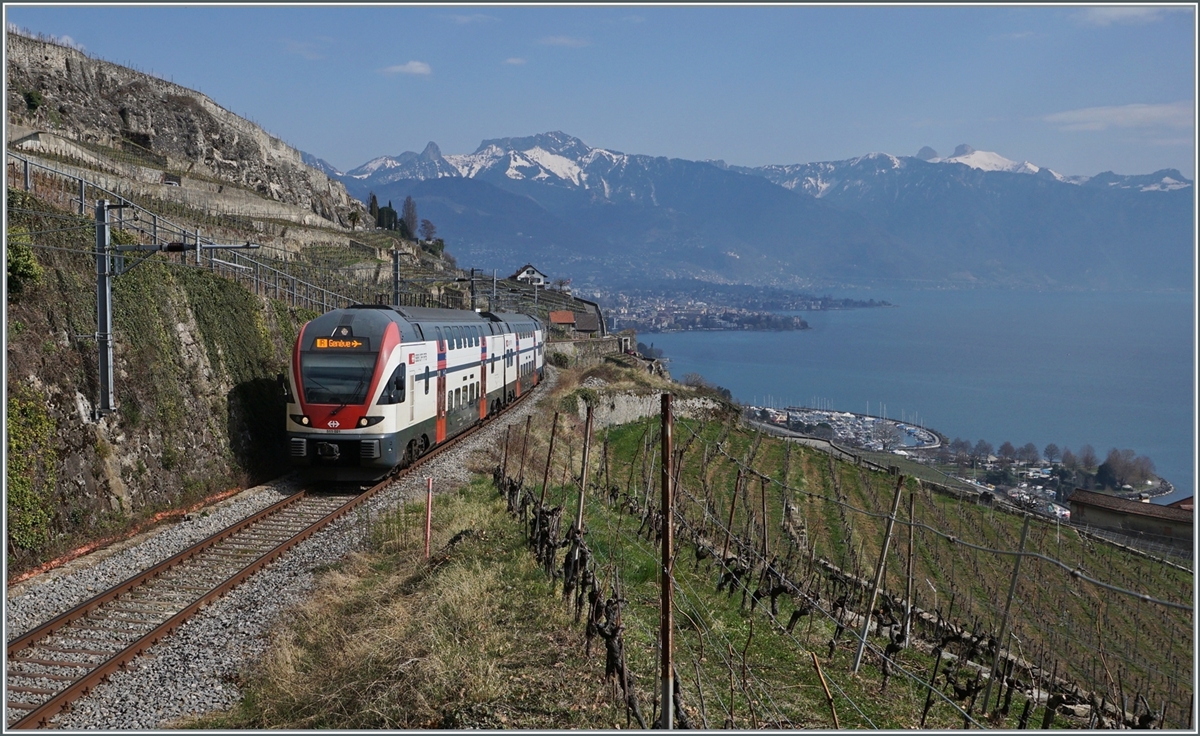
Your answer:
574,390 -> 721,429
545,336 -> 623,368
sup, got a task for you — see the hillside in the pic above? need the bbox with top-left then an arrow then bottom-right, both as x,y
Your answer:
5,31 -> 358,227
190,363 -> 1193,729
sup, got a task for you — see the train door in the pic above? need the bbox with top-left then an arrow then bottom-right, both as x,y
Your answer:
435,326 -> 447,443
511,326 -> 520,396
479,326 -> 488,420
502,327 -> 511,403
532,327 -> 540,387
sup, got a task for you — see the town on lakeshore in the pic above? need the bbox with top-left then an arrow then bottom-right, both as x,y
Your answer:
587,286 -> 892,333
745,404 -> 1179,534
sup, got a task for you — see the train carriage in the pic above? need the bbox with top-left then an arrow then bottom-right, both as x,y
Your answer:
284,304 -> 543,481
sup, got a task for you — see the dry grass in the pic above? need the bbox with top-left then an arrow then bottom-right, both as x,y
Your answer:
189,479 -> 614,729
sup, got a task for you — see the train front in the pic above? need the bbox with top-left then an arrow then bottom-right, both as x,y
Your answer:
284,307 -> 418,483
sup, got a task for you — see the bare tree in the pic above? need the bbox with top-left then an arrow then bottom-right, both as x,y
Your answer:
1043,443 -> 1061,464
1061,448 -> 1077,470
1019,442 -> 1040,465
1078,444 -> 1098,472
419,218 -> 437,242
950,438 -> 972,467
998,441 -> 1017,464
872,421 -> 903,452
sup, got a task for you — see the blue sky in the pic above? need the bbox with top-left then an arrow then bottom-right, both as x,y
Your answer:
5,4 -> 1196,177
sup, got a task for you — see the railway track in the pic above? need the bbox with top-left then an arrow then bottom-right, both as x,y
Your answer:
5,387 -> 537,729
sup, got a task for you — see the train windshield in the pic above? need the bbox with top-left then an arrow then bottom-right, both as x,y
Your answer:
300,351 -> 378,404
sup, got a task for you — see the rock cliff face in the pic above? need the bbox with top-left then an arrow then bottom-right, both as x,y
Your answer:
6,31 -> 358,225
6,189 -> 307,572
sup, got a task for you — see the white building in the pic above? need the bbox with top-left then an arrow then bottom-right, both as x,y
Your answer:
511,264 -> 548,286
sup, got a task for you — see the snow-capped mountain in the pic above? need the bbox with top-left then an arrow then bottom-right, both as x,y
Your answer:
726,145 -> 1050,200
332,133 -> 1193,291
934,144 -> 1041,175
343,131 -> 672,205
345,142 -> 462,185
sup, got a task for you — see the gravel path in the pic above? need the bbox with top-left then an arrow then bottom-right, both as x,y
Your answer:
5,370 -> 557,729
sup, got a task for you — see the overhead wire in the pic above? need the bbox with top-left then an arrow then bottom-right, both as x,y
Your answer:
587,501 -> 797,728
670,418 -> 1190,725
591,433 -> 883,728
679,419 -> 1191,612
668,482 -> 981,728
581,435 -> 792,727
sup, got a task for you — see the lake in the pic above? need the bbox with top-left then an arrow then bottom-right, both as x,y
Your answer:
641,289 -> 1196,503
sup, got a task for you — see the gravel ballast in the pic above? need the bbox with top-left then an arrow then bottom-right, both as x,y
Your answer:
5,371 -> 557,730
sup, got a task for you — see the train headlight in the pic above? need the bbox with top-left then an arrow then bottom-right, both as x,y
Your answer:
357,416 -> 384,427
290,414 -> 311,426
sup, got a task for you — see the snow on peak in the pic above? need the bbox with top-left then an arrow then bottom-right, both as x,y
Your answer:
852,152 -> 903,169
350,155 -> 402,177
1141,176 -> 1190,192
935,146 -> 1040,175
444,145 -> 507,178
522,146 -> 585,185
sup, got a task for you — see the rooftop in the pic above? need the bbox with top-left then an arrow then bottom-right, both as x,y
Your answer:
1068,489 -> 1193,524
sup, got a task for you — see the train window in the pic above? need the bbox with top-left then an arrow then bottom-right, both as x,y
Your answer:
299,351 -> 376,405
379,363 -> 406,404
424,366 -> 431,394
435,327 -> 444,351
454,387 -> 462,408
491,355 -> 495,374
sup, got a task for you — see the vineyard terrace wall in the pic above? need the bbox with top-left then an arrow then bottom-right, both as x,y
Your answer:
5,188 -> 315,572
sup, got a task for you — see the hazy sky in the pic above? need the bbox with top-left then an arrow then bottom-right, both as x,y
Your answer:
5,4 -> 1196,177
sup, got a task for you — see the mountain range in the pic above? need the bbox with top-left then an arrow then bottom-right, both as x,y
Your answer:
323,132 -> 1193,291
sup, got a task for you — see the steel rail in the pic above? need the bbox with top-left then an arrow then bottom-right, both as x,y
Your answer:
6,382 -> 539,729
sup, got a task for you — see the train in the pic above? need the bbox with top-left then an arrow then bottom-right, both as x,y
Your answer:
283,304 -> 544,481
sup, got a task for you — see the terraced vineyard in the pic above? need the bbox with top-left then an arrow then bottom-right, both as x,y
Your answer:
592,413 -> 1194,728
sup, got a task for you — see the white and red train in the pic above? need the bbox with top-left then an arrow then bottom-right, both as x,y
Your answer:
284,305 -> 543,481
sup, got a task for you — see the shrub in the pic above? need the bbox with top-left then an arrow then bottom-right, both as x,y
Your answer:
23,89 -> 43,112
5,225 -> 43,297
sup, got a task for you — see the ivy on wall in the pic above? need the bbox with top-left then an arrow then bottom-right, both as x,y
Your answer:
6,383 -> 58,551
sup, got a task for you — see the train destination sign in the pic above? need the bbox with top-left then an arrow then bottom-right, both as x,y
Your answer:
314,337 -> 370,350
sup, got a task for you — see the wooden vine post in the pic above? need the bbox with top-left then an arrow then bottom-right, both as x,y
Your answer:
519,414 -> 533,480
982,513 -> 1031,716
659,392 -> 675,729
501,425 -> 511,482
573,406 -> 594,562
539,412 -> 560,506
852,473 -> 906,674
904,491 -> 915,646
